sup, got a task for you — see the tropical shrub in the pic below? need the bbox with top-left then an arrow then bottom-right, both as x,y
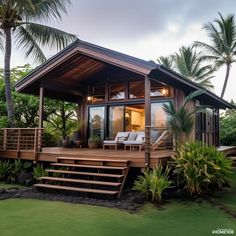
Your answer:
220,103 -> 236,146
33,164 -> 47,181
133,165 -> 172,203
172,142 -> 233,195
8,159 -> 32,183
163,90 -> 205,148
0,160 -> 12,181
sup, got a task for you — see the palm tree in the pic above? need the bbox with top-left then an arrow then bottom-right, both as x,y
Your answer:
194,13 -> 236,98
173,46 -> 215,90
0,0 -> 77,127
163,90 -> 205,148
157,47 -> 215,90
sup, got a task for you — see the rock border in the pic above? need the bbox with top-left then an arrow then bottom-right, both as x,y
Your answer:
0,187 -> 145,213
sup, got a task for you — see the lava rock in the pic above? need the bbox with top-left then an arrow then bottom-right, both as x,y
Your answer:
17,172 -> 33,185
0,188 -> 6,194
6,188 -> 18,194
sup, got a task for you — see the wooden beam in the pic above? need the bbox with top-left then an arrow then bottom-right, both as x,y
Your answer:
39,85 -> 44,128
41,81 -> 83,96
144,76 -> 151,167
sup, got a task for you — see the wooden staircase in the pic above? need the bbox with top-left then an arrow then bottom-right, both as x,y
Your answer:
34,157 -> 130,199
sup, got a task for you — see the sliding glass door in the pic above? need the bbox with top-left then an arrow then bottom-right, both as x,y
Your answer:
89,102 -> 170,141
89,106 -> 105,140
151,102 -> 169,128
109,106 -> 124,138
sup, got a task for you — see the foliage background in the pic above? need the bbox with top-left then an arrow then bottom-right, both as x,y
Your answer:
0,65 -> 78,146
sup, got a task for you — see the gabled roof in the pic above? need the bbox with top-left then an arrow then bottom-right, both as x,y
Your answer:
15,39 -> 158,91
14,39 -> 235,109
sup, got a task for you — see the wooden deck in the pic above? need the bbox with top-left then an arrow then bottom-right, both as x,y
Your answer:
0,147 -> 174,168
0,144 -> 235,168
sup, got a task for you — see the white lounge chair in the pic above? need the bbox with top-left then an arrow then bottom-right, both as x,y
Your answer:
103,132 -> 129,150
123,132 -> 145,151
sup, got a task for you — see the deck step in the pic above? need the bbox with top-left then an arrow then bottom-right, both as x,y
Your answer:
51,163 -> 127,170
46,169 -> 124,178
57,157 -> 129,163
40,177 -> 121,186
34,184 -> 119,195
228,156 -> 236,161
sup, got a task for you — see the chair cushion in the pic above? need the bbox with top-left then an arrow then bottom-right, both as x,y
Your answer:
135,132 -> 145,142
103,140 -> 117,144
116,132 -> 129,142
127,132 -> 137,141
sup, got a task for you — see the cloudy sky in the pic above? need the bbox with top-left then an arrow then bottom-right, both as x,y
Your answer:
1,0 -> 236,101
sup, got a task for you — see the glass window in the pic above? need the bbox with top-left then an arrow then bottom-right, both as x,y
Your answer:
129,80 -> 145,99
150,80 -> 170,97
91,84 -> 105,102
109,106 -> 124,138
89,106 -> 105,140
125,104 -> 145,131
151,102 -> 169,128
109,83 -> 125,100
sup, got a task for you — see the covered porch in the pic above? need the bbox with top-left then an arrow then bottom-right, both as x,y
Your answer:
0,128 -> 173,168
0,128 -> 236,168
14,40 -> 176,167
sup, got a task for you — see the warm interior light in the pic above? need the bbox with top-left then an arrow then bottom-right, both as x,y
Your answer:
161,88 -> 168,96
87,96 -> 92,101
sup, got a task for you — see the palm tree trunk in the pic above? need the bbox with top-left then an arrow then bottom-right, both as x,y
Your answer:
4,27 -> 15,127
221,63 -> 231,99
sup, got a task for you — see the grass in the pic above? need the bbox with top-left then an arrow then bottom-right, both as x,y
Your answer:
0,199 -> 235,236
212,167 -> 236,211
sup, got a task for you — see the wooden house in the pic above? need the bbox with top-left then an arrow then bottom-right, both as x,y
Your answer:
0,40 -> 235,198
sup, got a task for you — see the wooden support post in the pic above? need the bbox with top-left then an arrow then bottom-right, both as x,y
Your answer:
17,129 -> 21,157
145,76 -> 151,168
37,128 -> 43,152
34,129 -> 38,160
39,85 -> 45,128
3,129 -> 7,150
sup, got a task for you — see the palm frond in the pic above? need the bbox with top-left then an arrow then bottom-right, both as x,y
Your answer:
14,0 -> 71,21
14,26 -> 46,63
172,46 -> 214,90
194,41 -> 222,57
157,56 -> 175,70
0,30 -> 4,51
20,22 -> 77,51
183,90 -> 204,108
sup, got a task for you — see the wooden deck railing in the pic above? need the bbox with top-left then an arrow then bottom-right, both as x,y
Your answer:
144,126 -> 173,167
0,128 -> 44,154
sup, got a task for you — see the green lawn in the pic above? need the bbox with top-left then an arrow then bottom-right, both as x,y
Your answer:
0,170 -> 235,236
213,168 -> 236,211
0,199 -> 235,236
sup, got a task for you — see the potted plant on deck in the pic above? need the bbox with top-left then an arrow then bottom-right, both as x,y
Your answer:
72,121 -> 82,148
88,134 -> 101,148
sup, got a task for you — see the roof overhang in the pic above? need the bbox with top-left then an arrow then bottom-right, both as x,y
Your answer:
150,66 -> 235,110
14,39 -> 235,109
15,39 -> 157,94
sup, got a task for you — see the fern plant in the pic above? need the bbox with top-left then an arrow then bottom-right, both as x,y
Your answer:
133,165 -> 172,203
8,159 -> 32,183
33,164 -> 47,181
0,160 -> 13,181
